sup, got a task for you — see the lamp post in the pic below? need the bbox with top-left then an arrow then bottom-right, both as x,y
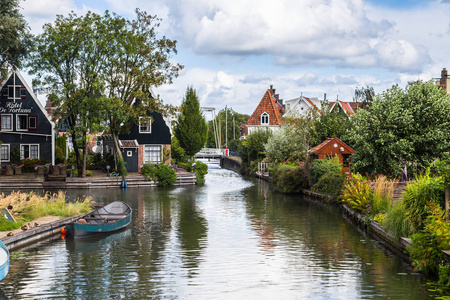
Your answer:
106,165 -> 110,177
34,165 -> 38,178
71,165 -> 75,177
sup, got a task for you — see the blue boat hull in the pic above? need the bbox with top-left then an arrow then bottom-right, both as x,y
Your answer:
0,241 -> 9,281
64,202 -> 132,238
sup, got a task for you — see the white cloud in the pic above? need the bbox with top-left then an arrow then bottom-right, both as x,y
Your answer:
164,0 -> 428,73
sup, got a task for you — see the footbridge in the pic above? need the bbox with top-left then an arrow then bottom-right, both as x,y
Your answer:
195,148 -> 226,159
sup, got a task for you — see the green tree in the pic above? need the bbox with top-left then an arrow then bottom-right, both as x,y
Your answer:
239,129 -> 272,166
28,12 -> 107,177
28,10 -> 183,179
0,0 -> 32,77
101,9 -> 182,183
310,100 -> 353,146
348,81 -> 450,176
174,86 -> 207,158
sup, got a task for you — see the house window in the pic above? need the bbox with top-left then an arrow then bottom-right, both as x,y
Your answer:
144,145 -> 161,164
1,144 -> 10,162
8,86 -> 21,99
20,144 -> 39,159
1,115 -> 12,131
139,117 -> 151,133
29,115 -> 37,130
17,114 -> 28,130
261,112 -> 269,125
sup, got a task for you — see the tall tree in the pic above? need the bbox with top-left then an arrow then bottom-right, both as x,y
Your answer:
101,9 -> 182,182
348,81 -> 450,176
309,100 -> 353,146
0,0 -> 31,77
174,86 -> 207,158
29,12 -> 108,177
28,10 -> 183,178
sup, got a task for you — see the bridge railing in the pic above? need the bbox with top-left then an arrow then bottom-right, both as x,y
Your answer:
196,148 -> 226,157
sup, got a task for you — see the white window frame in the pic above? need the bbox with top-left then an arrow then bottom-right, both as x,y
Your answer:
1,144 -> 10,162
144,145 -> 161,164
261,112 -> 269,125
7,85 -> 21,100
20,144 -> 39,160
17,114 -> 28,131
1,114 -> 13,131
139,117 -> 152,133
28,115 -> 37,130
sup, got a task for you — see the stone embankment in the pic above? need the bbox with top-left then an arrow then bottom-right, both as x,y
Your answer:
0,172 -> 196,189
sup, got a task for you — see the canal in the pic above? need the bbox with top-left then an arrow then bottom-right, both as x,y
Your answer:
0,163 -> 437,299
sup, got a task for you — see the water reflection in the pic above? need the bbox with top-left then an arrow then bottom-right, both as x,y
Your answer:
0,164 -> 438,299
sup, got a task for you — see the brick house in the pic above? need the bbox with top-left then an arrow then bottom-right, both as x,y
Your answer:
243,85 -> 285,137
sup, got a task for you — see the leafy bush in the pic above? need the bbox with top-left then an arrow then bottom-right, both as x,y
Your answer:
309,156 -> 342,187
402,173 -> 445,232
155,164 -> 177,187
142,163 -> 157,181
86,154 -> 102,170
265,124 -> 309,163
313,171 -> 345,201
239,129 -> 272,166
408,203 -> 450,276
270,164 -> 309,193
195,161 -> 208,184
340,173 -> 373,214
55,145 -> 64,164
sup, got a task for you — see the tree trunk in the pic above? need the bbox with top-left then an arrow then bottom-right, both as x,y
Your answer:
71,131 -> 83,178
111,130 -> 126,183
81,131 -> 87,177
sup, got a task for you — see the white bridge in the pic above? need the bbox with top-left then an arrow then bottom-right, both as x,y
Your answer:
196,148 -> 226,159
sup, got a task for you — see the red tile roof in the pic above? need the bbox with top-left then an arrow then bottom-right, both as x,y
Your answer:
247,89 -> 284,126
119,140 -> 139,148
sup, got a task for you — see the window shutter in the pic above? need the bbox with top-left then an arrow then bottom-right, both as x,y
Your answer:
20,87 -> 26,98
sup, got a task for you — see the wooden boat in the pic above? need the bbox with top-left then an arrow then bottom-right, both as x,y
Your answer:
63,202 -> 132,238
0,240 -> 9,281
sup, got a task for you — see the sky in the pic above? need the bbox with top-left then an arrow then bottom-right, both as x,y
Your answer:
19,0 -> 450,116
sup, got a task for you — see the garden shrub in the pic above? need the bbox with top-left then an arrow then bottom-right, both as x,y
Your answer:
309,156 -> 342,187
408,203 -> 450,276
142,163 -> 157,181
86,154 -> 102,170
270,164 -> 308,193
21,158 -> 43,173
313,171 -> 345,201
155,164 -> 177,187
402,173 -> 445,232
195,161 -> 208,184
340,173 -> 373,214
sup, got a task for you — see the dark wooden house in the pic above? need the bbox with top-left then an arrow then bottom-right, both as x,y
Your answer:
0,70 -> 55,165
309,137 -> 355,174
101,111 -> 172,173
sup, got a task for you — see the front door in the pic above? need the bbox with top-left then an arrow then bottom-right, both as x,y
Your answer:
122,148 -> 138,173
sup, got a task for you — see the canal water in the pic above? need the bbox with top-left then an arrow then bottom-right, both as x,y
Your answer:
0,163 -> 437,299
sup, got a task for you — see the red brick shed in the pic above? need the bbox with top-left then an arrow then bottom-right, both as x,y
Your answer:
309,137 -> 355,173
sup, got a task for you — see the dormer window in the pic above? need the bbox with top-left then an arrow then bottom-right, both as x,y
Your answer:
261,112 -> 269,125
139,117 -> 152,133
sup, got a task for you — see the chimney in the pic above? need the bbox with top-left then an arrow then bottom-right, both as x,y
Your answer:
441,68 -> 448,89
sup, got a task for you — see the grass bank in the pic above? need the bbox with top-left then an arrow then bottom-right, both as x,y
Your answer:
0,191 -> 93,231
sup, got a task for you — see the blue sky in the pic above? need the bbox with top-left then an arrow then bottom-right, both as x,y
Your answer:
20,0 -> 450,115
